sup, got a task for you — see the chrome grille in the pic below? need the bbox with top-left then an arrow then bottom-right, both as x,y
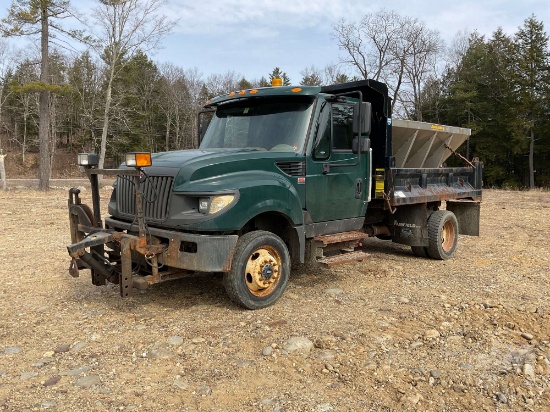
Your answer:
116,175 -> 174,221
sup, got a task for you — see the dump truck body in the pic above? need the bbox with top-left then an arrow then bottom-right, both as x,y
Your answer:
67,79 -> 482,309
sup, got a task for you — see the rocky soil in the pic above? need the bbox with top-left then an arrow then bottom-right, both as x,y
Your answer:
0,188 -> 549,411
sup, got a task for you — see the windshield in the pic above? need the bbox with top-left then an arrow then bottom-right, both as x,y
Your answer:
200,96 -> 315,153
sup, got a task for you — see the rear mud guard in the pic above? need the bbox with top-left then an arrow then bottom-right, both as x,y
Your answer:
446,200 -> 481,236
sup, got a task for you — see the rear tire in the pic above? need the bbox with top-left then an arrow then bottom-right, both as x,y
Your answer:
223,231 -> 290,309
427,210 -> 458,260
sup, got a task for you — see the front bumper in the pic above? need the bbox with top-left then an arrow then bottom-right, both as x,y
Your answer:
67,216 -> 238,296
104,217 -> 238,272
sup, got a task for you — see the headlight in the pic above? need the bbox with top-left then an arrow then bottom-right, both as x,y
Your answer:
198,195 -> 235,214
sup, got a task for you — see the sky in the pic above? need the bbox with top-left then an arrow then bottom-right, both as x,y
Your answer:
1,0 -> 550,85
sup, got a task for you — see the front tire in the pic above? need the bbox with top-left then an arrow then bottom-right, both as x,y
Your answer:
223,231 -> 290,309
427,210 -> 458,260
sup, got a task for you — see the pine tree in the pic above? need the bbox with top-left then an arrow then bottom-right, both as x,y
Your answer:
512,15 -> 550,188
268,67 -> 291,86
300,66 -> 323,86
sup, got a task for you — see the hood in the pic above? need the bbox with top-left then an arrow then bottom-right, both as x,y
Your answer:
147,148 -> 303,191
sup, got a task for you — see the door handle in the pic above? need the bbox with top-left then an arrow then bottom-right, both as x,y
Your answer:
355,178 -> 363,199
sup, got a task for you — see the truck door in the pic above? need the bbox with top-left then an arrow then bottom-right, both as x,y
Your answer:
306,102 -> 370,223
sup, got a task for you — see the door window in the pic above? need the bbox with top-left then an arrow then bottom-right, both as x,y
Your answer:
332,104 -> 354,151
313,103 -> 354,159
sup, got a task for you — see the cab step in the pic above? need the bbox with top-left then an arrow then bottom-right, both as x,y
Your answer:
317,251 -> 369,267
313,231 -> 369,245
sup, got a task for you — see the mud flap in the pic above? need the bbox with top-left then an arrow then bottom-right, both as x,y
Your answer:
446,200 -> 480,236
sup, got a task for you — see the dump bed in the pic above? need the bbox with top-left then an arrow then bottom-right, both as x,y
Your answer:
380,120 -> 482,208
392,119 -> 471,168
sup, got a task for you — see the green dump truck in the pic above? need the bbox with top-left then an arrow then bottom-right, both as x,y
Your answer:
67,79 -> 482,309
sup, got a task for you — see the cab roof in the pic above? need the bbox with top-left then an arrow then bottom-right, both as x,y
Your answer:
205,85 -> 322,108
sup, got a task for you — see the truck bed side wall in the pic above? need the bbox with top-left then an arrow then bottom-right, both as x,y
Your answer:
386,161 -> 482,245
388,162 -> 482,206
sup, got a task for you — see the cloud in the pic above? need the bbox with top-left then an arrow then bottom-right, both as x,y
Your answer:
164,0 -> 549,46
166,0 -> 365,37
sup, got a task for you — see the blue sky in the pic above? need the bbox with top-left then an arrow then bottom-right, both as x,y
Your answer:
2,0 -> 549,84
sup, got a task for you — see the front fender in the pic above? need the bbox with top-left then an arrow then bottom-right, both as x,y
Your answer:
174,170 -> 303,231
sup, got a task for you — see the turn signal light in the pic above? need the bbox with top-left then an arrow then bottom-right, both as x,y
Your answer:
125,152 -> 152,168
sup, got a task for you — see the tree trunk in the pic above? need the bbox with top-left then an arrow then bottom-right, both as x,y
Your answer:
99,64 -> 115,173
0,88 -> 5,191
529,124 -> 535,189
49,97 -> 57,180
175,112 -> 180,148
38,3 -> 51,191
22,108 -> 27,163
165,111 -> 171,151
0,152 -> 6,191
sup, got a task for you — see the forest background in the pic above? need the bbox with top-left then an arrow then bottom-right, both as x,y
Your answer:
0,1 -> 549,190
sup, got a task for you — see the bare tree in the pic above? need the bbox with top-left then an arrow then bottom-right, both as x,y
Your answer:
158,62 -> 181,151
0,39 -> 14,130
299,64 -> 352,86
0,149 -> 6,190
10,59 -> 40,162
68,51 -> 104,151
0,41 -> 13,189
89,0 -> 176,170
323,63 -> 351,85
0,41 -> 9,190
1,0 -> 77,190
333,11 -> 403,81
181,67 -> 204,148
446,29 -> 472,69
204,71 -> 242,97
398,20 -> 444,120
333,10 -> 443,119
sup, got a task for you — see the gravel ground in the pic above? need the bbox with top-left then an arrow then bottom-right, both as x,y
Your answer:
0,188 -> 549,411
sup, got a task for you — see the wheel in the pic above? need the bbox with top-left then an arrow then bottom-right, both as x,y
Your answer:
223,231 -> 290,309
411,245 -> 429,258
427,210 -> 458,260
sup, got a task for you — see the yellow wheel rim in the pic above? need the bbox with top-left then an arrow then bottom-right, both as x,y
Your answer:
244,246 -> 282,297
441,219 -> 456,252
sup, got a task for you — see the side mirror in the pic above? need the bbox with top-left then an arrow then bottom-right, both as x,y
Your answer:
352,137 -> 370,154
353,102 -> 372,135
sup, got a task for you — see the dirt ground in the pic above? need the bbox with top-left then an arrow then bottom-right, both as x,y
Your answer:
0,188 -> 549,411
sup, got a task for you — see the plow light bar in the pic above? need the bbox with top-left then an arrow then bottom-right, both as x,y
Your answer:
77,153 -> 99,167
125,152 -> 152,168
